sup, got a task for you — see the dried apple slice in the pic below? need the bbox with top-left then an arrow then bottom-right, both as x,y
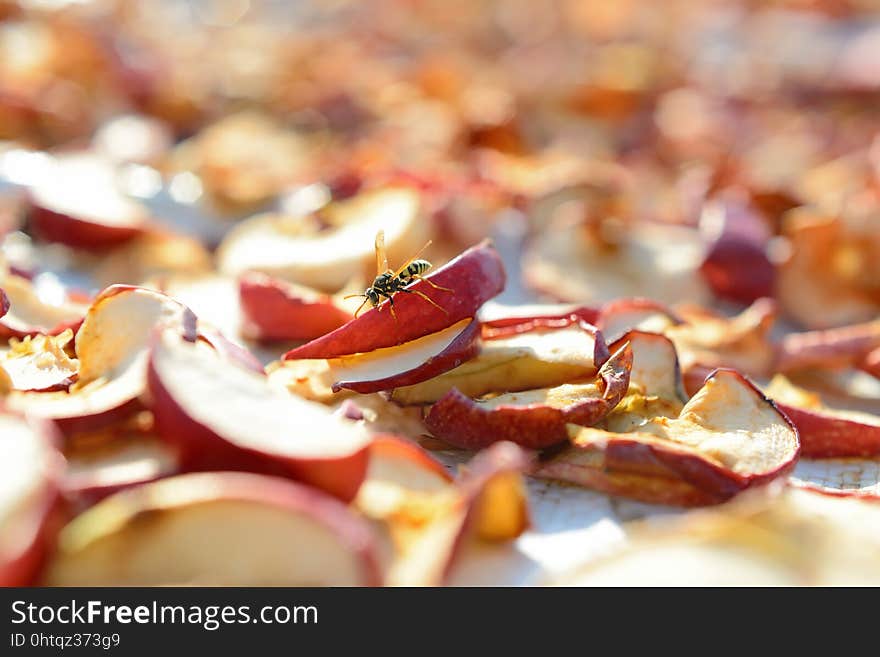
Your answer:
0,413 -> 65,586
0,272 -> 87,338
28,153 -> 149,250
764,375 -> 880,458
284,240 -> 505,359
595,298 -> 680,342
217,186 -> 431,291
391,321 -> 609,405
424,342 -> 632,449
479,304 -> 599,339
240,272 -> 354,342
6,286 -> 197,435
147,328 -> 371,502
776,319 -> 880,373
537,369 -> 800,505
0,329 -> 78,392
45,472 -> 381,586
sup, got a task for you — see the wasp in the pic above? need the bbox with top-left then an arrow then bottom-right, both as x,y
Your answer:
344,230 -> 452,319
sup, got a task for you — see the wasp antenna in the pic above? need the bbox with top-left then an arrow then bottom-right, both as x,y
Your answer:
343,294 -> 365,300
353,297 -> 371,318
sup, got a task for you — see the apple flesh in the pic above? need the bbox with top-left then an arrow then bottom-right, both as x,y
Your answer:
479,304 -> 599,339
147,328 -> 372,502
284,239 -> 506,359
424,342 -> 632,449
0,273 -> 87,339
0,414 -> 65,586
391,321 -> 609,405
0,329 -> 78,392
45,471 -> 381,586
239,272 -> 353,342
595,297 -> 680,341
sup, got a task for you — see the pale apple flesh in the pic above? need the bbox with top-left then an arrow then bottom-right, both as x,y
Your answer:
0,329 -> 78,392
0,273 -> 87,339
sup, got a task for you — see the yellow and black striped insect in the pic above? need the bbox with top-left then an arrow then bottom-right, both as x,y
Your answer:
344,230 -> 452,319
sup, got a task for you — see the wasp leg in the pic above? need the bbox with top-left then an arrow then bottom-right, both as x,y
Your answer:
379,293 -> 398,321
401,288 -> 449,315
411,274 -> 453,293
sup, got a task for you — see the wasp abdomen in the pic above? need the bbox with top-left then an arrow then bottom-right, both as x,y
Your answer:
404,259 -> 432,278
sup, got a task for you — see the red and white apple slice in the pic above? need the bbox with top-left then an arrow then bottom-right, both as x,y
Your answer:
764,375 -> 880,458
537,369 -> 800,505
240,271 -> 354,342
424,342 -> 632,449
284,240 -> 506,359
45,471 -> 381,586
0,273 -> 87,338
391,321 -> 609,405
217,186 -> 431,291
6,286 -> 197,436
28,153 -> 149,250
776,320 -> 880,373
0,329 -> 78,392
0,413 -> 65,586
147,328 -> 372,502
595,298 -> 680,342
479,303 -> 600,339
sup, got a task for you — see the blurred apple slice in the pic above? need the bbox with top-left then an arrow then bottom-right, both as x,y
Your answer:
217,187 -> 430,291
0,413 -> 65,586
0,273 -> 87,338
147,329 -> 371,501
284,240 -> 505,359
537,369 -> 800,505
28,153 -> 149,250
45,472 -> 381,586
776,319 -> 880,373
425,342 -> 631,449
595,298 -> 680,342
391,321 -> 609,405
6,286 -> 197,435
0,329 -> 78,392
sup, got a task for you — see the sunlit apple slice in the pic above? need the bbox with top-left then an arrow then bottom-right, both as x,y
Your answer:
765,375 -> 880,458
479,303 -> 599,339
0,329 -> 78,392
0,413 -> 65,586
217,186 -> 431,291
148,329 -> 371,501
28,153 -> 149,249
391,321 -> 609,405
425,342 -> 632,449
595,298 -> 680,342
155,274 -> 243,344
777,319 -> 880,373
537,370 -> 800,504
6,286 -> 197,435
387,442 -> 531,586
0,273 -> 87,338
240,271 -> 353,342
45,471 -> 381,586
284,240 -> 505,359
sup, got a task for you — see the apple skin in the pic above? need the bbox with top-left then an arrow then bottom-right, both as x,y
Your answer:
480,307 -> 600,339
284,240 -> 506,360
776,320 -> 880,373
332,319 -> 481,394
424,342 -> 632,449
28,201 -> 145,251
239,272 -> 353,342
367,435 -> 453,486
773,404 -> 880,459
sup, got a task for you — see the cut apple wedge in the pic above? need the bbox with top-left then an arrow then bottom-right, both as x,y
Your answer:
147,329 -> 372,501
425,342 -> 632,449
391,321 -> 609,405
45,472 -> 381,586
0,329 -> 78,392
536,369 -> 800,505
239,271 -> 353,342
0,413 -> 65,586
28,153 -> 149,250
6,286 -> 197,435
217,186 -> 430,291
0,272 -> 87,338
764,375 -> 880,458
284,240 -> 505,359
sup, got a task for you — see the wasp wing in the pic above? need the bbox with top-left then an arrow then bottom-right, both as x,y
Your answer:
375,230 -> 389,274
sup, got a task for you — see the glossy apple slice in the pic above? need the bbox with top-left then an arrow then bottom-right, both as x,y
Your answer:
424,342 -> 631,449
28,153 -> 149,249
537,370 -> 800,504
45,472 -> 381,586
391,321 -> 609,405
0,414 -> 65,586
147,329 -> 371,502
284,240 -> 505,359
6,286 -> 197,435
0,273 -> 87,338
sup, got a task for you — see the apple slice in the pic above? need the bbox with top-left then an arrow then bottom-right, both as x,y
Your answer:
595,298 -> 680,342
0,413 -> 65,586
424,342 -> 632,449
28,153 -> 149,250
776,319 -> 880,373
284,240 -> 505,359
45,472 -> 381,586
391,321 -> 609,405
537,369 -> 800,504
147,329 -> 372,502
240,272 -> 354,342
0,272 -> 87,338
217,186 -> 431,291
765,375 -> 880,458
6,286 -> 197,436
479,304 -> 600,339
0,329 -> 78,392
